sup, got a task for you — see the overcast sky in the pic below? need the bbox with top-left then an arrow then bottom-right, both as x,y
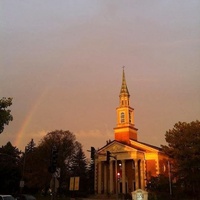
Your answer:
1,0 -> 200,157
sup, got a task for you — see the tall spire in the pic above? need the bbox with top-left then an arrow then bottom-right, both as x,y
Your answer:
114,67 -> 138,143
120,67 -> 130,97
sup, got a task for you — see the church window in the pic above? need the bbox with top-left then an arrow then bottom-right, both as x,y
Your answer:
129,111 -> 132,123
121,112 -> 125,123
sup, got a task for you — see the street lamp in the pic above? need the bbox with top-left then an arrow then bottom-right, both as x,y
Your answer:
168,160 -> 172,196
20,146 -> 28,192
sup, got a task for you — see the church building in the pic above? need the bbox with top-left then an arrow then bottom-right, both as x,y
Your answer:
94,69 -> 169,195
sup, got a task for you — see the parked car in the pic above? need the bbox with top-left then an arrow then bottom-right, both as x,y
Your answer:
15,195 -> 36,200
0,195 -> 15,200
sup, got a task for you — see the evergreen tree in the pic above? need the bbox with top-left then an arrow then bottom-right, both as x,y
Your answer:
22,139 -> 37,193
70,142 -> 88,196
162,120 -> 200,197
26,139 -> 36,153
0,142 -> 21,193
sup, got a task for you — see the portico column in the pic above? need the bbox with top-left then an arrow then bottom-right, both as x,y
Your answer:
135,159 -> 139,189
109,160 -> 114,194
98,161 -> 102,194
122,160 -> 126,194
140,160 -> 145,189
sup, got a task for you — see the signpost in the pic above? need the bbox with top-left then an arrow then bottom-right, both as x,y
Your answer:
69,176 -> 80,191
50,175 -> 59,200
50,168 -> 60,200
50,177 -> 59,192
69,176 -> 80,199
20,180 -> 24,188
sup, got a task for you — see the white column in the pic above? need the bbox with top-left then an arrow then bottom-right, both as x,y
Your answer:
140,160 -> 144,189
98,161 -> 102,194
109,160 -> 114,194
135,159 -> 139,189
122,160 -> 126,193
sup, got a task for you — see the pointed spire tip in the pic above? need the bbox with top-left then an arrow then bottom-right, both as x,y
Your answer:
120,67 -> 130,96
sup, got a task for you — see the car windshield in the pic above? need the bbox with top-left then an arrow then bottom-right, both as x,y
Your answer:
23,195 -> 35,200
3,197 -> 14,200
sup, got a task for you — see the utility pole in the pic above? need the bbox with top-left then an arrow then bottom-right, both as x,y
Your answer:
20,146 -> 28,194
168,160 -> 172,196
48,145 -> 58,200
107,151 -> 118,200
115,158 -> 118,200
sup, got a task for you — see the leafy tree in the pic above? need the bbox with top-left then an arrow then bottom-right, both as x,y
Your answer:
146,174 -> 170,200
0,142 -> 21,193
22,130 -> 88,195
0,97 -> 13,134
162,120 -> 200,197
39,130 -> 78,192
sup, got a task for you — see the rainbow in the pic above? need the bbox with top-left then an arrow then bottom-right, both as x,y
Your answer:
14,88 -> 49,149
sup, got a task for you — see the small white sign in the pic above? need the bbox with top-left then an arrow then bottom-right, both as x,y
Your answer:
20,180 -> 24,188
136,192 -> 143,200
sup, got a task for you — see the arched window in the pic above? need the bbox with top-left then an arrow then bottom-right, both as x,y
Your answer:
121,112 -> 125,123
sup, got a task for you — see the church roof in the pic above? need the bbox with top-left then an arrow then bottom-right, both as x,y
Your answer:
130,139 -> 162,151
97,139 -> 162,153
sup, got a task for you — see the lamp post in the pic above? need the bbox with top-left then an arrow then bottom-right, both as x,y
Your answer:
20,146 -> 28,193
168,160 -> 172,196
106,151 -> 118,200
115,157 -> 118,200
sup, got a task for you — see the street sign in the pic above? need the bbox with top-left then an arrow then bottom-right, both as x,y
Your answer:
74,177 -> 80,191
69,176 -> 80,191
69,177 -> 74,191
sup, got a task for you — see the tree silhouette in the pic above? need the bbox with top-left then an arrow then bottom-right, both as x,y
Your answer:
0,142 -> 21,193
0,97 -> 13,134
21,130 -> 88,195
162,120 -> 200,198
